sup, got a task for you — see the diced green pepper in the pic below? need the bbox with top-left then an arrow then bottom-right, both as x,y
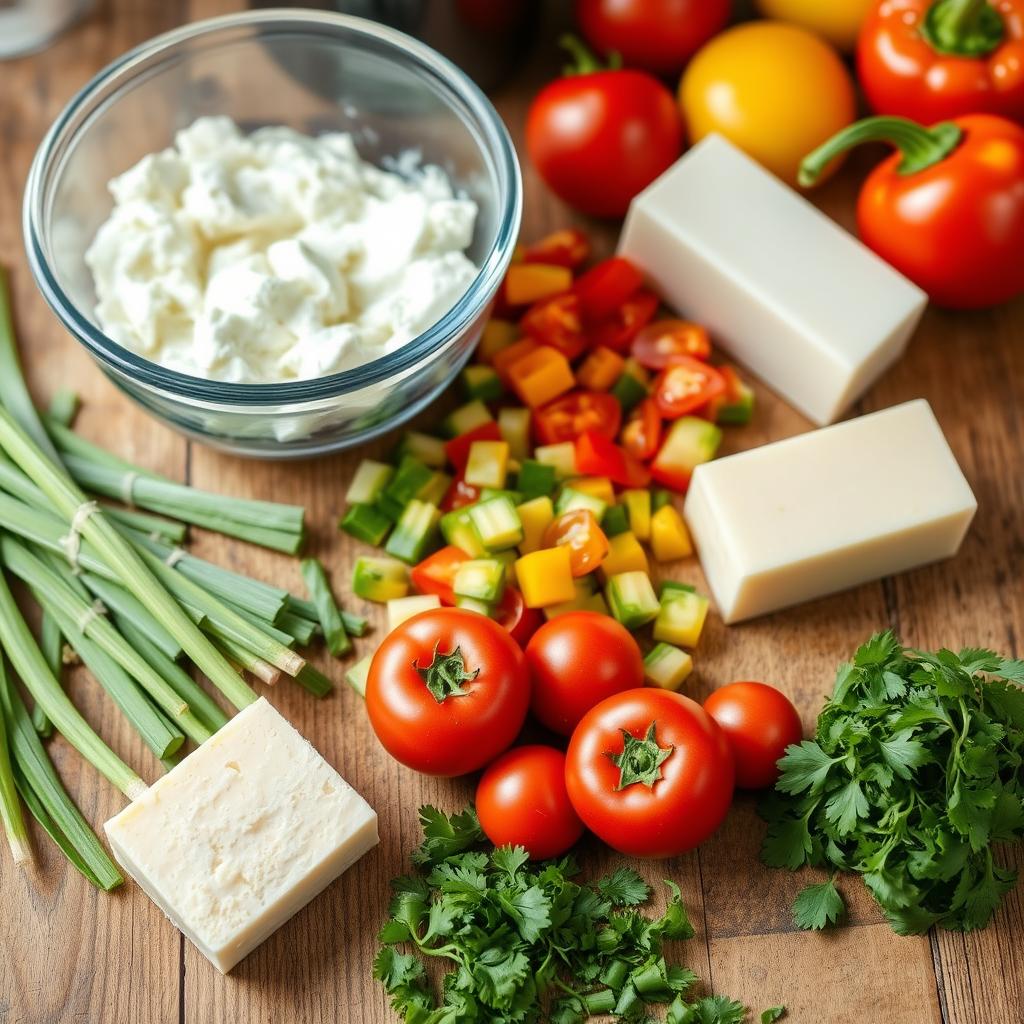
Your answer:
461,364 -> 504,402
643,643 -> 693,691
555,487 -> 607,520
441,399 -> 493,438
610,371 -> 648,414
467,495 -> 523,552
653,589 -> 710,648
440,505 -> 486,558
380,455 -> 433,515
651,489 -> 673,512
516,459 -> 557,501
346,459 -> 394,504
605,571 -> 660,630
384,500 -> 441,564
352,556 -> 409,603
453,558 -> 506,603
601,503 -> 630,538
340,503 -> 392,546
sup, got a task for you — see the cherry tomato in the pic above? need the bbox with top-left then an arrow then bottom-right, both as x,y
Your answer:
476,745 -> 585,859
527,612 -> 644,735
575,430 -> 651,488
410,546 -> 468,605
535,391 -> 622,446
523,228 -> 591,269
620,398 -> 663,461
573,257 -> 644,323
632,319 -> 711,368
577,0 -> 732,75
520,293 -> 586,360
445,422 -> 503,473
704,681 -> 803,789
588,290 -> 660,353
542,509 -> 610,577
527,48 -> 684,218
441,474 -> 481,512
565,688 -> 734,858
494,586 -> 543,648
653,358 -> 727,419
366,608 -> 530,777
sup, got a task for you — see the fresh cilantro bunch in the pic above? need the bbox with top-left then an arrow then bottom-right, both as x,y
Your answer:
375,806 -> 773,1024
761,631 -> 1024,935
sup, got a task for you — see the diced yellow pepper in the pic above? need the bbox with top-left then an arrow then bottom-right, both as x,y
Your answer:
598,531 -> 649,582
478,319 -> 519,364
516,496 -> 555,555
507,347 -> 575,408
464,440 -> 509,489
515,546 -> 576,607
622,490 -> 652,542
576,346 -> 625,392
570,476 -> 616,507
493,337 -> 540,384
504,263 -> 573,306
650,504 -> 693,562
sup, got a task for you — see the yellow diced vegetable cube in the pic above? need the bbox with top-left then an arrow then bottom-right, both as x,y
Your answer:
622,489 -> 652,542
599,531 -> 649,581
498,407 -> 531,461
534,442 -> 577,479
650,504 -> 693,562
570,476 -> 616,507
516,496 -> 555,555
515,547 -> 576,607
387,594 -> 442,632
464,440 -> 509,490
478,319 -> 519,363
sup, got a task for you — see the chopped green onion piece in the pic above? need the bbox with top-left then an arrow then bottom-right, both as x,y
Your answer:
293,663 -> 333,698
47,389 -> 80,428
300,559 -> 351,657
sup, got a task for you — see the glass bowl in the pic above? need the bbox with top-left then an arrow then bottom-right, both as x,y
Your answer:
24,9 -> 521,458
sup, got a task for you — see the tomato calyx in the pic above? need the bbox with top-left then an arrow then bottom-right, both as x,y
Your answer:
415,643 -> 479,703
922,0 -> 1005,58
560,33 -> 622,75
607,721 -> 674,790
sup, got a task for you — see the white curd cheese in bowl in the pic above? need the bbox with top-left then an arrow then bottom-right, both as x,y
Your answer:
86,115 -> 480,385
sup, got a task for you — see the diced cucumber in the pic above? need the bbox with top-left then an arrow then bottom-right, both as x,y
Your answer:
340,503 -> 392,546
384,500 -> 441,564
516,459 -> 556,501
534,442 -> 577,479
622,489 -> 652,541
419,470 -> 453,507
440,506 -> 486,558
716,380 -> 755,425
375,491 -> 406,523
643,643 -> 693,691
382,455 -> 434,511
652,489 -> 673,511
441,399 -> 493,438
394,431 -> 448,468
555,487 -> 608,520
652,417 -> 722,485
461,364 -> 504,402
467,495 -> 523,552
456,595 -> 494,617
387,594 -> 442,632
660,580 -> 697,598
481,487 -> 525,506
346,460 -> 394,504
453,559 -> 506,603
344,654 -> 373,697
601,503 -> 630,537
653,589 -> 710,648
465,440 -> 510,489
491,548 -> 518,586
352,556 -> 409,602
610,371 -> 648,413
605,571 -> 660,630
498,407 -> 531,461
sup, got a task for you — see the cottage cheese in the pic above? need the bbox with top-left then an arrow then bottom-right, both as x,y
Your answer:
86,116 -> 479,384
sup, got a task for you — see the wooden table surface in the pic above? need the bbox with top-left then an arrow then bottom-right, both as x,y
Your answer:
1,3 -> 1022,1023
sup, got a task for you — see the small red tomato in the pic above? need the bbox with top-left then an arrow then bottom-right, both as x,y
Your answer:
494,586 -> 544,648
476,745 -> 585,859
632,319 -> 711,368
703,681 -> 803,789
523,228 -> 591,269
535,391 -> 622,446
575,430 -> 651,487
542,509 -> 610,577
526,612 -> 644,735
620,397 -> 663,461
653,358 -> 727,419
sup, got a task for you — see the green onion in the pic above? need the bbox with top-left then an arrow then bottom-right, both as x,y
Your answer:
102,505 -> 187,544
286,594 -> 366,637
300,558 -> 350,656
0,695 -> 29,864
211,635 -> 282,686
294,663 -> 333,698
31,612 -> 63,738
47,389 -> 79,429
78,572 -> 183,662
275,610 -> 318,647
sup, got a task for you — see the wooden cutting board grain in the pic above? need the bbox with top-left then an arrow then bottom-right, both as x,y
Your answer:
0,2 -> 1021,1022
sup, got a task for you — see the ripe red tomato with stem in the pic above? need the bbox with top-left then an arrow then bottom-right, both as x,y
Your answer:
704,681 -> 803,789
366,608 -> 530,777
476,745 -> 585,859
565,688 -> 734,857
526,612 -> 644,736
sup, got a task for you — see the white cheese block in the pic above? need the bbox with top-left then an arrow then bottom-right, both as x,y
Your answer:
105,697 -> 378,973
683,400 -> 976,623
618,134 -> 928,425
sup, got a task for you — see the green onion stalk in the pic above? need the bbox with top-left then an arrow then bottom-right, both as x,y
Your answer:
301,558 -> 351,656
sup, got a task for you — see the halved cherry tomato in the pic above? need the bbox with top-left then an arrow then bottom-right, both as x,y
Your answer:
535,391 -> 622,446
573,257 -> 643,322
523,228 -> 591,269
632,319 -> 711,368
589,289 -> 660,353
653,358 -> 727,419
441,474 -> 481,512
575,430 -> 651,488
494,586 -> 543,648
410,545 -> 469,605
520,293 -> 586,360
444,422 -> 502,473
620,397 -> 662,461
542,509 -> 610,577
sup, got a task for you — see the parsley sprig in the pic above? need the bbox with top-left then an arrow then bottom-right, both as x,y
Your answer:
761,631 -> 1024,934
376,806 -> 780,1023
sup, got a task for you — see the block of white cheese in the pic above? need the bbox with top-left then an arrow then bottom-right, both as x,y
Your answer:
618,134 -> 927,425
105,697 -> 378,973
683,400 -> 976,623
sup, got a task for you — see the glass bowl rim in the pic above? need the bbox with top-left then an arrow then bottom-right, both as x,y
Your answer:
22,7 -> 522,408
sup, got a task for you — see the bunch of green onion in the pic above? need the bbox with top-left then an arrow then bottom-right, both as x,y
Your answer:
0,268 -> 364,888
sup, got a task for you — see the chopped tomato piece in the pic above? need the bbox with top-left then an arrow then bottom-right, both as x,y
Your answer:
573,257 -> 643,322
620,397 -> 662,461
632,319 -> 712,368
589,290 -> 659,353
520,293 -> 586,360
507,346 -> 575,408
492,337 -> 540,384
410,546 -> 471,605
523,228 -> 591,269
542,509 -> 610,577
504,263 -> 573,306
440,474 -> 481,511
576,346 -> 626,391
535,391 -> 622,446
445,423 -> 502,473
494,586 -> 543,647
575,430 -> 651,488
653,358 -> 727,419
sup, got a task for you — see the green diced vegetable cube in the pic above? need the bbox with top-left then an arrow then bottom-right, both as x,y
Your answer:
385,456 -> 434,504
516,459 -> 556,501
467,495 -> 523,552
346,459 -> 394,504
345,654 -> 373,697
651,489 -> 673,511
605,571 -> 660,630
340,503 -> 392,546
384,499 -> 441,564
453,559 -> 506,603
440,506 -> 486,558
491,548 -> 518,586
387,594 -> 442,632
456,596 -> 495,617
394,432 -> 448,468
653,417 -> 722,487
643,643 -> 693,691
461,364 -> 504,402
481,487 -> 525,506
498,407 -> 531,461
375,491 -> 406,523
555,487 -> 607,520
441,399 -> 493,438
660,580 -> 697,598
601,503 -> 630,537
419,471 -> 452,507
352,556 -> 409,602
534,442 -> 577,479
653,589 -> 710,648
610,372 -> 648,414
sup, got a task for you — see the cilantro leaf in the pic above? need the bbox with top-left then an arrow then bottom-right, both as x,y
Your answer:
694,995 -> 747,1024
792,879 -> 845,930
878,730 -> 931,780
596,866 -> 650,906
775,741 -> 837,795
761,1008 -> 786,1024
824,779 -> 870,835
412,805 -> 484,866
761,814 -> 813,870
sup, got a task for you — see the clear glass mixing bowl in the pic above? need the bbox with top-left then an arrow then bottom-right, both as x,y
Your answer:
23,9 -> 521,458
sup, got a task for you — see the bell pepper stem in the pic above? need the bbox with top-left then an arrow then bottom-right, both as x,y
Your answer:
923,0 -> 1005,57
799,117 -> 963,187
560,34 -> 621,76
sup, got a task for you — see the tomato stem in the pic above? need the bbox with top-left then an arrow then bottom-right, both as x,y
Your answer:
922,0 -> 1005,57
415,643 -> 478,703
560,34 -> 621,76
799,116 -> 963,187
607,721 -> 673,790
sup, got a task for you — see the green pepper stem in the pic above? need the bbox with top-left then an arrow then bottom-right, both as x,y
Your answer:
560,34 -> 621,76
922,0 -> 1005,57
799,116 -> 963,187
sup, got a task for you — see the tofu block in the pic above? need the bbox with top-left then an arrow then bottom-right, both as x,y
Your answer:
105,697 -> 378,973
618,134 -> 927,425
683,401 -> 976,623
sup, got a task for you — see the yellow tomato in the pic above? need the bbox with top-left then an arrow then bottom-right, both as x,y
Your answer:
755,0 -> 875,52
679,22 -> 856,187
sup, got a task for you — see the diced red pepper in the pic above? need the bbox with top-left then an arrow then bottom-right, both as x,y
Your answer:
523,228 -> 591,270
520,293 -> 586,360
588,289 -> 659,354
535,391 -> 622,446
440,474 -> 481,512
620,397 -> 663,461
573,257 -> 643,323
575,430 -> 651,488
410,545 -> 470,605
444,422 -> 502,473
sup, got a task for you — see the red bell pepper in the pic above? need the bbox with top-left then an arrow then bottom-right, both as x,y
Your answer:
444,422 -> 502,473
573,257 -> 644,322
410,546 -> 470,605
520,292 -> 587,360
575,430 -> 651,488
440,474 -> 481,512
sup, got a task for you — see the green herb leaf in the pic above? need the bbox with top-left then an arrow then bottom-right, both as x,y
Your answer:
595,866 -> 650,906
761,1007 -> 786,1023
412,805 -> 483,866
792,879 -> 845,930
776,741 -> 837,795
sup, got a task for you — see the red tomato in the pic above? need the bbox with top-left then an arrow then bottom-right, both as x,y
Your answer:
575,430 -> 651,487
476,745 -> 585,859
523,228 -> 591,269
441,474 -> 481,512
565,688 -> 734,857
410,546 -> 469,605
366,608 -> 530,777
632,319 -> 711,367
573,257 -> 644,322
526,612 -> 643,735
527,61 -> 684,218
620,398 -> 663,461
535,391 -> 622,446
589,290 -> 660,353
445,422 -> 502,473
542,509 -> 610,577
494,586 -> 543,648
703,682 -> 803,790
653,358 -> 727,419
520,293 -> 586,360
577,0 -> 732,76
